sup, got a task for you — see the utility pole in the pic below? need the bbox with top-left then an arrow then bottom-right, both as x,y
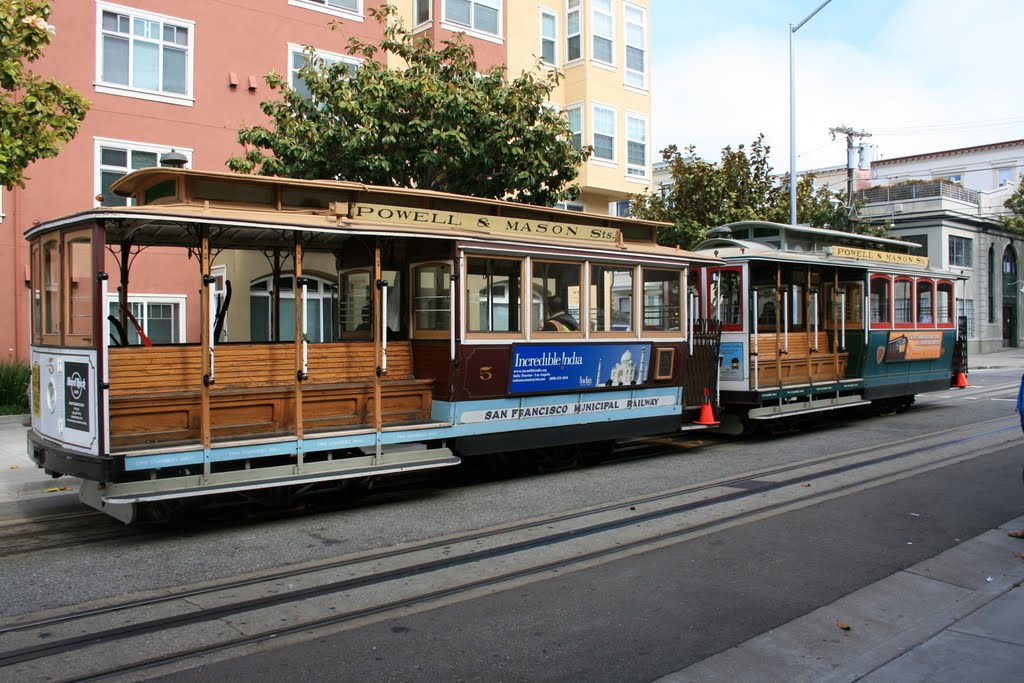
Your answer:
829,125 -> 871,228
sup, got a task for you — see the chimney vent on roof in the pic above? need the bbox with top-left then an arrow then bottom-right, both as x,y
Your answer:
160,149 -> 188,168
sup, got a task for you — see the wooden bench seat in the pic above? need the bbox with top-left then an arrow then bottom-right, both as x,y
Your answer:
751,331 -> 848,387
107,342 -> 433,448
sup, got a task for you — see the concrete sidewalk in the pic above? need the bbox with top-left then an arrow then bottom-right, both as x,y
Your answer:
660,517 -> 1024,682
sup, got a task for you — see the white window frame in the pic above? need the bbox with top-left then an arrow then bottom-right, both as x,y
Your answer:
106,293 -> 188,344
95,2 -> 195,106
441,0 -> 504,44
288,0 -> 364,23
94,137 -> 192,207
591,0 -> 615,66
565,0 -> 582,64
565,104 -> 583,152
625,113 -> 648,179
539,8 -> 558,68
414,0 -> 432,26
948,235 -> 973,268
250,273 -> 340,343
592,103 -> 617,164
623,2 -> 647,90
287,44 -> 361,98
997,167 -> 1014,186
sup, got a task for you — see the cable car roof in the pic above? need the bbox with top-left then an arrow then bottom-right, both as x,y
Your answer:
25,168 -> 722,266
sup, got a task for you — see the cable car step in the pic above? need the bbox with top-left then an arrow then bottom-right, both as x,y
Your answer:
748,395 -> 870,420
84,448 -> 459,507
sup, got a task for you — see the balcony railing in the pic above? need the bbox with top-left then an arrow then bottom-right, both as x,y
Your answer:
857,181 -> 978,205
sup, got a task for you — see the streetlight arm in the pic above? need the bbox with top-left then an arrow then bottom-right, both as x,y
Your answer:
789,0 -> 835,226
793,0 -> 835,33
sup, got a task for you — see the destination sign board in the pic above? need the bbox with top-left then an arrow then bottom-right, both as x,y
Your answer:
829,246 -> 929,268
348,203 -> 620,243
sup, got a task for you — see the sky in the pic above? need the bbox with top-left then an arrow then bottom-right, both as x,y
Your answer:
650,0 -> 1024,174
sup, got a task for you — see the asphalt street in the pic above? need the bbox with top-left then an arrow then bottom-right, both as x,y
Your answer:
145,441 -> 1024,682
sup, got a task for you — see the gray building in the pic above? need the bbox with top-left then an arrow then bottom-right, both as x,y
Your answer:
855,140 -> 1024,354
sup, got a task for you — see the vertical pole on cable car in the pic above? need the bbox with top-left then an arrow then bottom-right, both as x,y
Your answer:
833,270 -> 840,388
752,287 -> 759,390
99,267 -> 110,457
806,271 -> 813,381
775,266 -> 783,392
373,240 -> 383,461
200,230 -> 212,471
294,237 -> 305,447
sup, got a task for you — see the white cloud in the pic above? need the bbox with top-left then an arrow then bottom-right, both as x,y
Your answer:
653,0 -> 1024,173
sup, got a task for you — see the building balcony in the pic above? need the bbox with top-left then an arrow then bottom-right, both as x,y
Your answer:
856,180 -> 1014,220
858,180 -> 978,206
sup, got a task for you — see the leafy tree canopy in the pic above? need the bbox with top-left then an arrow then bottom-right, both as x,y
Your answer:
630,135 -> 858,250
0,0 -> 89,189
1001,181 -> 1024,235
229,5 -> 589,206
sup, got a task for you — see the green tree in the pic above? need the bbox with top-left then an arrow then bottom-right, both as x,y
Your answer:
1001,181 -> 1024,234
0,0 -> 89,189
630,135 -> 854,250
229,5 -> 589,206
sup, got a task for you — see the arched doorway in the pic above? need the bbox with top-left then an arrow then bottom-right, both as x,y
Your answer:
1003,245 -> 1019,347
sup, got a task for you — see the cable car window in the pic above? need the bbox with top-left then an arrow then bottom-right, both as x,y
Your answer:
894,278 -> 913,324
466,256 -> 522,333
643,268 -> 683,332
870,277 -> 890,324
338,270 -> 371,340
789,284 -> 805,329
708,269 -> 740,328
917,280 -> 934,324
412,263 -> 451,337
42,237 -> 60,343
825,282 -> 864,328
754,286 -> 777,327
30,243 -> 42,343
532,260 -> 582,333
590,264 -> 634,333
65,230 -> 94,346
937,282 -> 953,324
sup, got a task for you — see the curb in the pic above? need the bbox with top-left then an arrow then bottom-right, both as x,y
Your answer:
0,414 -> 29,426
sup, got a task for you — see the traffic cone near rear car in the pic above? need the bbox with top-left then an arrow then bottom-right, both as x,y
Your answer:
953,371 -> 969,388
694,388 -> 720,426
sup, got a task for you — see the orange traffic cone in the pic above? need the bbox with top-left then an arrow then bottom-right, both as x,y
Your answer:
952,371 -> 969,388
694,388 -> 720,426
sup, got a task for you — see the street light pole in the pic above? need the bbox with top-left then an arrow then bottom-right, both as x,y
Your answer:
789,0 -> 835,225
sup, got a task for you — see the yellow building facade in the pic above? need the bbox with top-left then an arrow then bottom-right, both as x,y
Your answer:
506,0 -> 653,215
398,1 -> 653,215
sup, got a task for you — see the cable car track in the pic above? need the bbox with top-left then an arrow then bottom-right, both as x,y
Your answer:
1,380 -> 1016,559
1,415 -> 1018,681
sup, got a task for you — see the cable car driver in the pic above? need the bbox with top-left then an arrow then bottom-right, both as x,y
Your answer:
543,295 -> 579,332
